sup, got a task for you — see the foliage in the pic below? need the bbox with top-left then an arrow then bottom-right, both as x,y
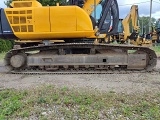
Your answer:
128,16 -> 156,35
139,16 -> 156,34
152,45 -> 160,56
0,89 -> 24,119
38,0 -> 67,6
4,0 -> 67,7
0,39 -> 13,53
4,0 -> 12,7
0,85 -> 160,119
0,52 -> 6,60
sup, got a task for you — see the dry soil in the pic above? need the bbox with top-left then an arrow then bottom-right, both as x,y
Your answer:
0,59 -> 160,94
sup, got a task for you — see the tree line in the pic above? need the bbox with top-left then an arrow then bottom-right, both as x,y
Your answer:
139,16 -> 156,34
4,0 -> 67,7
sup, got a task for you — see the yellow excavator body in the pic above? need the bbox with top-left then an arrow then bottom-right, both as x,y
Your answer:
4,1 -> 95,40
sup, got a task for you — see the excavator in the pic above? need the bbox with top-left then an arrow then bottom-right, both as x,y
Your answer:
121,5 -> 140,45
113,5 -> 153,46
152,18 -> 160,44
0,0 -> 157,73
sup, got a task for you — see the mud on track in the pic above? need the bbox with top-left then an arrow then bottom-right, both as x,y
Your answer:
0,60 -> 160,94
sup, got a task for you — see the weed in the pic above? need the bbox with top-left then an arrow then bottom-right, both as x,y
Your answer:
0,115 -> 6,120
0,52 -> 5,61
121,105 -> 132,117
60,86 -> 69,93
52,94 -> 59,102
37,97 -> 47,104
152,46 -> 160,56
18,109 -> 30,118
0,89 -> 24,118
40,116 -> 48,120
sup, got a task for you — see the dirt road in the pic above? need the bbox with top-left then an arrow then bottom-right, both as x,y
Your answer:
0,60 -> 160,94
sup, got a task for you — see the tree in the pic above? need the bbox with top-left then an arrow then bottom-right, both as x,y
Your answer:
38,0 -> 67,6
0,39 -> 13,53
4,0 -> 12,7
139,16 -> 156,34
4,0 -> 67,7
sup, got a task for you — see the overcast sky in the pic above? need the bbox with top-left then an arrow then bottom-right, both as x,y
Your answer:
0,0 -> 160,19
119,0 -> 160,19
0,0 -> 6,8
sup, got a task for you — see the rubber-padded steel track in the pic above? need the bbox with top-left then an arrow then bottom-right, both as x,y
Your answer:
4,43 -> 157,74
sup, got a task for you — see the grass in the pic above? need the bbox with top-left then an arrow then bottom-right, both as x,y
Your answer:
0,85 -> 160,120
152,46 -> 160,57
0,52 -> 5,61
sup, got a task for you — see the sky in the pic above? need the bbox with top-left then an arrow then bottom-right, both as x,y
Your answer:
0,0 -> 6,8
118,0 -> 160,19
0,0 -> 160,19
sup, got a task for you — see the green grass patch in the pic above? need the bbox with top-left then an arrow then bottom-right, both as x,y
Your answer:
0,85 -> 160,119
152,46 -> 160,56
0,52 -> 5,61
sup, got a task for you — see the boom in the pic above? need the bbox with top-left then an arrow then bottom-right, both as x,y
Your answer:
122,5 -> 140,41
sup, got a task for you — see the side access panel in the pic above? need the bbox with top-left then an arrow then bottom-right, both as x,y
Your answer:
27,52 -> 147,70
127,53 -> 147,69
27,54 -> 128,66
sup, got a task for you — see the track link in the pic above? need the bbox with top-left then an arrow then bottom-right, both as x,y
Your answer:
10,69 -> 160,75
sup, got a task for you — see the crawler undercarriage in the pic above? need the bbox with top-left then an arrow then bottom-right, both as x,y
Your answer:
4,43 -> 157,74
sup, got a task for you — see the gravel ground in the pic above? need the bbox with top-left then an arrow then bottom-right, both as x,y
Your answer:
0,59 -> 160,94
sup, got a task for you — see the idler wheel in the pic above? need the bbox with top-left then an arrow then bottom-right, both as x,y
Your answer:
10,54 -> 26,68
